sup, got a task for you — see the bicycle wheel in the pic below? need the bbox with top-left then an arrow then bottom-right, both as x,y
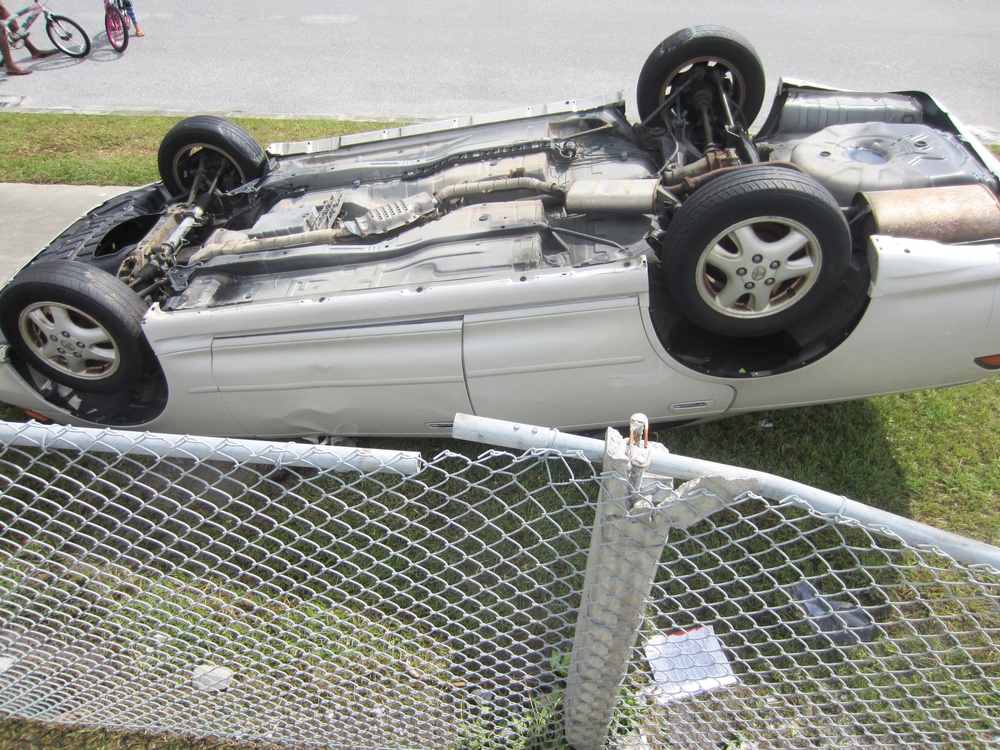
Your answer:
46,15 -> 91,58
105,6 -> 128,52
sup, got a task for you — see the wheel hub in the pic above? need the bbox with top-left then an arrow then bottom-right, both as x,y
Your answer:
173,144 -> 247,195
663,57 -> 747,113
735,255 -> 782,285
20,302 -> 120,380
52,331 -> 88,361
699,217 -> 822,319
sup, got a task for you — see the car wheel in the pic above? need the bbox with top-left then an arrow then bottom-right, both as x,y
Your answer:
637,25 -> 766,128
661,166 -> 851,338
157,116 -> 268,197
0,261 -> 151,394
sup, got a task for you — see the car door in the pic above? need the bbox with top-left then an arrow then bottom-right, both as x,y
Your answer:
463,296 -> 736,429
211,319 -> 472,437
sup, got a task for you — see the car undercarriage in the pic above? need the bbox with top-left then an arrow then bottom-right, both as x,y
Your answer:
1,26 -> 998,436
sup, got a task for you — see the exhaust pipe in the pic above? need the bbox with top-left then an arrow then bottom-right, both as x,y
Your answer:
856,184 -> 1000,244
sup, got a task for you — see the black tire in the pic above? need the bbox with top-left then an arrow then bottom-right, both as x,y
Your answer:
46,15 -> 90,58
105,6 -> 128,53
661,166 -> 851,338
637,25 -> 765,128
157,116 -> 268,197
0,261 -> 151,393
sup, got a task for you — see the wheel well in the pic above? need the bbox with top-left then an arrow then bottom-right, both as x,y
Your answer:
94,214 -> 162,260
648,250 -> 871,378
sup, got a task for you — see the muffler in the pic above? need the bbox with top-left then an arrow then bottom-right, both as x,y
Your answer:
564,179 -> 661,214
856,184 -> 1000,243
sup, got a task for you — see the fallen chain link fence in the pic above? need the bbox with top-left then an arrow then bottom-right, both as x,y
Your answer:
0,415 -> 998,749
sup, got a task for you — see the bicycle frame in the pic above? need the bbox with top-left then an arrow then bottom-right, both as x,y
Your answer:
4,1 -> 52,47
4,1 -> 90,57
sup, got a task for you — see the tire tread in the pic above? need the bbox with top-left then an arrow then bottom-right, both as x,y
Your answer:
637,25 -> 765,125
157,116 -> 267,196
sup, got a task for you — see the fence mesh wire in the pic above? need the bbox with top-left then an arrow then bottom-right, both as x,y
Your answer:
0,421 -> 998,750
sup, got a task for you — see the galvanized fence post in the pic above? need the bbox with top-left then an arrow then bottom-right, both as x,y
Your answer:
563,416 -> 673,750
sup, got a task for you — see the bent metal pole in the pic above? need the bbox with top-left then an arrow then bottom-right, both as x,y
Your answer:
451,413 -> 1000,571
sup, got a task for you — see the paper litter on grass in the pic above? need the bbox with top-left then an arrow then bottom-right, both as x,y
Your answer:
643,625 -> 737,704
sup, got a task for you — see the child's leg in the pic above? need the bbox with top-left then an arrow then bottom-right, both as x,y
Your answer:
122,1 -> 138,26
1,25 -> 31,74
122,1 -> 143,34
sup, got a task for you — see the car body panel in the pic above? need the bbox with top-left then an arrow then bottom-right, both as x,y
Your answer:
463,298 -> 737,430
5,232 -> 998,437
729,237 -> 1000,412
213,319 -> 469,437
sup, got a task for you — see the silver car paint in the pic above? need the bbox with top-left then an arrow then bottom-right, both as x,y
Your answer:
4,234 -> 999,437
1,87 -> 999,438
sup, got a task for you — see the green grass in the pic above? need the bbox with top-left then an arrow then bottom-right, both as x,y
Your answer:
0,113 -> 405,185
658,379 -> 1000,547
0,112 -> 999,749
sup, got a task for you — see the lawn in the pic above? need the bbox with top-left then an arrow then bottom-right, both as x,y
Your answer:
0,113 -> 404,186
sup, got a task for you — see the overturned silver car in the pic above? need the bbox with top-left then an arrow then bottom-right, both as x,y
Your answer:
1,26 -> 999,438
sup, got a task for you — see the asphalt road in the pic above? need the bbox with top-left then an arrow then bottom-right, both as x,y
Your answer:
0,0 -> 998,140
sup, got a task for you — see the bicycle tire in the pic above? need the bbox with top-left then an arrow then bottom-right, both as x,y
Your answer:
46,15 -> 90,58
105,6 -> 128,52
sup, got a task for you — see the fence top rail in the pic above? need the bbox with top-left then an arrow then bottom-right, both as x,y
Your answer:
452,412 -> 1000,571
0,420 -> 425,475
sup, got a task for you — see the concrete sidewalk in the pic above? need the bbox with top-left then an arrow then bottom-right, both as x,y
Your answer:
0,183 -> 131,284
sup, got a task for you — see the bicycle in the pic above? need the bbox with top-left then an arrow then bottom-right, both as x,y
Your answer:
3,0 -> 90,58
104,0 -> 130,52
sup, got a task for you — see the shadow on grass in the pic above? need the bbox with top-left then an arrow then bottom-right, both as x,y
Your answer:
654,400 -> 911,519
0,717 -> 276,750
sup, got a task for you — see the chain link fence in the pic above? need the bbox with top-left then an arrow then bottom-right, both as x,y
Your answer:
1,417 -> 999,749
